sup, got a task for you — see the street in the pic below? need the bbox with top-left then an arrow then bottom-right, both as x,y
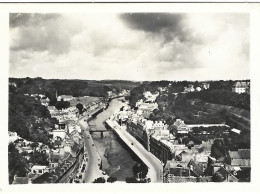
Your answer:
78,116 -> 103,183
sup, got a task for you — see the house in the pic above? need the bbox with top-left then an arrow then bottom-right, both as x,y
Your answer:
213,166 -> 238,182
53,129 -> 66,141
48,106 -> 58,114
158,87 -> 167,93
196,87 -> 202,92
143,91 -> 159,103
201,83 -> 210,90
60,95 -> 74,101
227,149 -> 250,167
8,131 -> 19,143
183,85 -> 195,93
173,119 -> 190,134
164,161 -> 201,183
232,81 -> 250,94
31,165 -> 49,175
40,97 -> 50,106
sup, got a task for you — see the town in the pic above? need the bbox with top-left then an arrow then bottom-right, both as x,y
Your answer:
8,78 -> 250,184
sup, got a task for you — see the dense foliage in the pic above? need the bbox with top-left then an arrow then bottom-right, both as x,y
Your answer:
9,85 -> 57,144
9,77 -> 140,98
29,151 -> 49,166
186,89 -> 250,110
8,143 -> 28,184
127,80 -> 250,126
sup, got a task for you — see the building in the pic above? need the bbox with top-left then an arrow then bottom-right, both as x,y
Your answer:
164,161 -> 202,183
232,81 -> 250,94
31,165 -> 49,175
57,95 -> 74,102
201,83 -> 210,90
8,131 -> 19,143
150,136 -> 174,164
143,91 -> 159,103
126,118 -> 153,150
173,119 -> 191,135
137,102 -> 158,118
53,129 -> 66,141
196,87 -> 202,92
183,85 -> 195,93
48,106 -> 58,114
227,149 -> 250,167
40,98 -> 50,106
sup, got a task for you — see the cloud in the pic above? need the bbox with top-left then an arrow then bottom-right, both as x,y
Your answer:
9,13 -> 249,81
10,13 -> 82,55
120,13 -> 191,43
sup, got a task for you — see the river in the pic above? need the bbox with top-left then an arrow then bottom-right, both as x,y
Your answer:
88,98 -> 141,181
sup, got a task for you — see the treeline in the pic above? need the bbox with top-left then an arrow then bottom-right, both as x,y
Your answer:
9,85 -> 58,144
186,89 -> 250,110
9,77 -> 140,99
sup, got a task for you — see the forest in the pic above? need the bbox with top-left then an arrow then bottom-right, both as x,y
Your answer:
9,85 -> 58,144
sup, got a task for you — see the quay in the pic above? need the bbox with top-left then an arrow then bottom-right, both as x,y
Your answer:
105,118 -> 163,183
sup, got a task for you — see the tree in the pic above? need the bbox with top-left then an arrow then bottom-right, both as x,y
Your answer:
8,143 -> 28,183
213,172 -> 225,182
31,142 -> 39,149
29,151 -> 49,166
93,177 -> 106,183
107,176 -> 117,183
76,103 -> 84,114
132,163 -> 148,179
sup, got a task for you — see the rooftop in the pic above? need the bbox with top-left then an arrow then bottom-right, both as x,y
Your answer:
229,149 -> 250,159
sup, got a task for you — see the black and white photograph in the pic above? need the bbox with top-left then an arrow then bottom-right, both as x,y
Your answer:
1,2 -> 260,193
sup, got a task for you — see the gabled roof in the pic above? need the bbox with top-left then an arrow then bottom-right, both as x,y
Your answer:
215,167 -> 238,181
229,149 -> 250,159
188,160 -> 204,177
169,168 -> 190,177
32,172 -> 55,184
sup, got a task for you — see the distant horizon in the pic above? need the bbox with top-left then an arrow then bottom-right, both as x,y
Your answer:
9,76 -> 250,83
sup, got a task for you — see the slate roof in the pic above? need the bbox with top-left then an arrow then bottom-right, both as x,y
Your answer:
169,168 -> 190,177
32,172 -> 55,184
229,149 -> 250,159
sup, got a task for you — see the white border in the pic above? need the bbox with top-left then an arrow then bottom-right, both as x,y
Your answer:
0,3 -> 260,194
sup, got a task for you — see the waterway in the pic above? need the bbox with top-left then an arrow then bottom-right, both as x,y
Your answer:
89,98 -> 141,181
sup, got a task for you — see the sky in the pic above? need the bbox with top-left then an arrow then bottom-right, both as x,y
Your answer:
9,13 -> 250,81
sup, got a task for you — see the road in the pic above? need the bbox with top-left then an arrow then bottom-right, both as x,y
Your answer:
78,116 -> 103,183
106,119 -> 163,183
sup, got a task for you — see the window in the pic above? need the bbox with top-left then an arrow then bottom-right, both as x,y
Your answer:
39,170 -> 43,174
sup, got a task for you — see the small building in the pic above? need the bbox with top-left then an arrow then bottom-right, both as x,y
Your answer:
196,87 -> 202,92
201,83 -> 210,90
232,81 -> 250,94
173,119 -> 190,134
8,131 -> 19,143
60,95 -> 74,101
227,149 -> 250,167
53,129 -> 66,141
31,165 -> 49,175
